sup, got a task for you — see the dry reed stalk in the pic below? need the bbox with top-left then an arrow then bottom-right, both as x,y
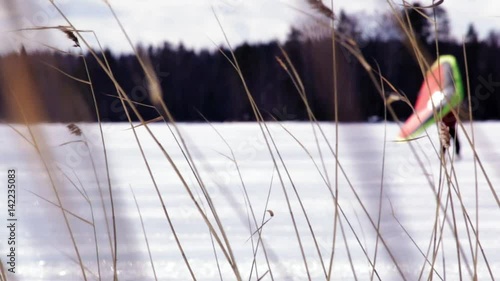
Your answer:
328,1 -> 342,278
0,50 -> 46,124
10,95 -> 88,280
56,165 -> 103,280
47,4 -> 240,280
97,35 -> 194,281
279,43 -> 411,280
0,3 -> 89,279
16,23 -> 119,276
200,116 -> 275,280
462,39 -> 480,280
214,12 -> 315,279
5,0 -> 495,279
75,171 -> 102,281
295,2 -> 446,279
129,185 -> 158,281
77,42 -> 117,268
100,3 -> 243,279
394,4 -> 484,276
276,50 -> 335,279
25,189 -> 92,224
276,46 -> 388,279
0,260 -> 6,281
276,119 -> 382,280
387,197 -> 445,280
370,66 -> 388,281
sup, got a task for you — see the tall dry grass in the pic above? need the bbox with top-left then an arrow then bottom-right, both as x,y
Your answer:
0,0 -> 497,280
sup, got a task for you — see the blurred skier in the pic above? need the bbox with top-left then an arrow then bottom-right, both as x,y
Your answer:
440,110 -> 460,157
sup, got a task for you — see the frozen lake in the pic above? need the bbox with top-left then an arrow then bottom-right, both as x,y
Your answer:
1,122 -> 499,280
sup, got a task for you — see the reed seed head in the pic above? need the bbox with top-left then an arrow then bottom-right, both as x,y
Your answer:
439,122 -> 450,149
67,123 -> 82,136
267,210 -> 274,217
58,26 -> 80,47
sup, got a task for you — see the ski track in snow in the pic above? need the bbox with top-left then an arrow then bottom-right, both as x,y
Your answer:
1,122 -> 499,280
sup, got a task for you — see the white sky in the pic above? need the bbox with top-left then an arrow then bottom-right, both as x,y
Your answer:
1,0 -> 499,53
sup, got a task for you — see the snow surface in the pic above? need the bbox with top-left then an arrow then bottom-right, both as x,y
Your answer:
0,122 -> 499,281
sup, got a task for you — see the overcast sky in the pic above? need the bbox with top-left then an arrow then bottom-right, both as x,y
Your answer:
1,0 -> 499,53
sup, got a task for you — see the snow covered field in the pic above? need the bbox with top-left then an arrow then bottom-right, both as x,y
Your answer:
1,122 -> 499,280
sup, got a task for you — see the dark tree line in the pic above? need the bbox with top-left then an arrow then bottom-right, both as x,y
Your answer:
2,5 -> 500,122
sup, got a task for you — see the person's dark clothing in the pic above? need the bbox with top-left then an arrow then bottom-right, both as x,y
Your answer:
442,111 -> 457,127
441,112 -> 460,156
